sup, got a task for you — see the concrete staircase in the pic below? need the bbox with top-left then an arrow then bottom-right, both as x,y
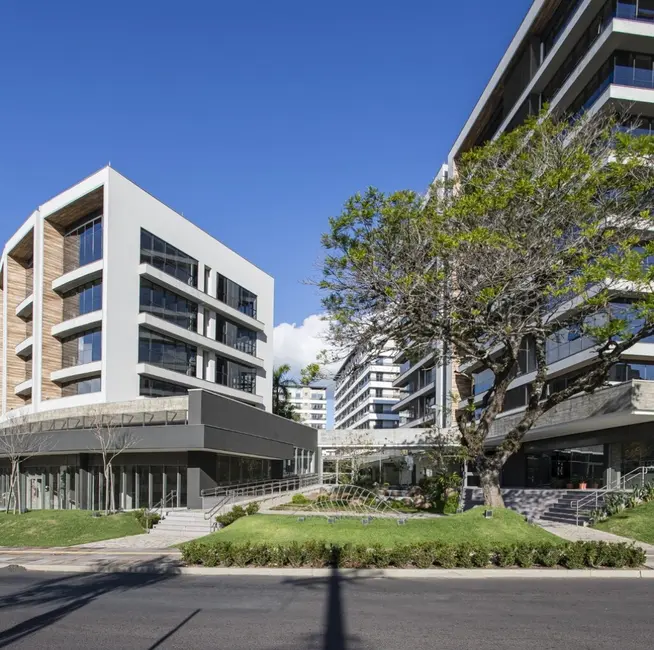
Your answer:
149,509 -> 212,540
465,488 -> 605,525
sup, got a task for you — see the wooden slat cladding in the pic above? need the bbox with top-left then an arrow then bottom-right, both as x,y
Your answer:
6,257 -> 32,408
45,187 -> 103,231
41,221 -> 64,401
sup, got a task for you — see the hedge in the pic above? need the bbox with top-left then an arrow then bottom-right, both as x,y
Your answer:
181,540 -> 645,569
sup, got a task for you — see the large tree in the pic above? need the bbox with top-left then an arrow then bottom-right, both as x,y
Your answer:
319,109 -> 654,506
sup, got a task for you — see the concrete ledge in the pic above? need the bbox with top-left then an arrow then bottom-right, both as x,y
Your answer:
3,564 -> 653,579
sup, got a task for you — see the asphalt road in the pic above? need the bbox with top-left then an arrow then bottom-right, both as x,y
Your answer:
0,568 -> 652,649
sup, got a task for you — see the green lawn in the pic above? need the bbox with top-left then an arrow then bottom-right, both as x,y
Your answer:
594,500 -> 654,545
0,510 -> 145,548
191,507 -> 558,548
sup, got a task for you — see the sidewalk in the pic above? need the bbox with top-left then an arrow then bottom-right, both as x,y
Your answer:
538,521 -> 654,568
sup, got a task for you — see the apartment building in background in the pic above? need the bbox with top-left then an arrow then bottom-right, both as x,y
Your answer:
0,167 -> 317,510
287,384 -> 328,429
333,346 -> 403,430
435,0 -> 654,490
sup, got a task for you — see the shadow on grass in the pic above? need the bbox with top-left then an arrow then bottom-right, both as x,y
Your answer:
0,557 -> 179,648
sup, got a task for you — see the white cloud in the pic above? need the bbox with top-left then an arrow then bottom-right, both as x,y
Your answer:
273,314 -> 335,381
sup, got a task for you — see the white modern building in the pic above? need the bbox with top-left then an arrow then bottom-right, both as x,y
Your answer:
287,384 -> 328,429
435,0 -> 654,490
0,167 -> 318,510
1,166 -> 273,415
333,347 -> 403,430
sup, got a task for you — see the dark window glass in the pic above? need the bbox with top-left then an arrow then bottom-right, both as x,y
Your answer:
140,279 -> 198,331
62,280 -> 103,320
61,328 -> 102,367
139,376 -> 188,397
61,376 -> 101,397
216,273 -> 257,318
140,229 -> 198,287
138,327 -> 196,375
63,213 -> 103,273
214,316 -> 257,356
215,356 -> 257,394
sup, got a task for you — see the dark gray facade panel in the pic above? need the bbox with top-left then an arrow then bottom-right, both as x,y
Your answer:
189,389 -> 318,451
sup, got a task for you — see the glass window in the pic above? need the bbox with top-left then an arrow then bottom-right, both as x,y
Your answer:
61,328 -> 102,368
140,279 -> 198,331
215,316 -> 257,356
140,229 -> 198,287
62,280 -> 102,320
140,376 -> 188,397
215,356 -> 257,394
61,376 -> 101,397
63,213 -> 103,272
216,273 -> 257,318
138,327 -> 196,375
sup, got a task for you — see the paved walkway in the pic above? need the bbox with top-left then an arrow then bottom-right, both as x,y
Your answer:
75,531 -> 201,550
539,521 -> 654,568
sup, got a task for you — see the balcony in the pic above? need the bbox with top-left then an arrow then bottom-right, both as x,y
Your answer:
14,378 -> 33,397
52,310 -> 103,339
391,380 -> 436,413
15,336 -> 33,358
139,263 -> 265,333
137,362 -> 264,407
137,313 -> 264,369
51,361 -> 102,384
53,259 -> 103,294
15,294 -> 33,319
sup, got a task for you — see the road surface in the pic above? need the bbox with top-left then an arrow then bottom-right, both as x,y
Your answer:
0,567 -> 652,649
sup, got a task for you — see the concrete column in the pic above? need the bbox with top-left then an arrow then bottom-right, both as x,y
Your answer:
177,470 -> 182,507
196,350 -> 204,380
317,448 -> 323,482
135,470 -> 140,510
197,306 -> 205,337
207,312 -> 216,340
148,470 -> 154,508
606,442 -> 622,489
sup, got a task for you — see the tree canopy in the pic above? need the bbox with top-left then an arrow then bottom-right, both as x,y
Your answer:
319,109 -> 654,505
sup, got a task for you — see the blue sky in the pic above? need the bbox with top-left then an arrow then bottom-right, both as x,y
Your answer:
0,0 -> 529,364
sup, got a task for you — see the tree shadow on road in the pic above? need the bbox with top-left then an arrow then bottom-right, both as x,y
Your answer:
268,548 -> 377,650
0,558 -> 179,648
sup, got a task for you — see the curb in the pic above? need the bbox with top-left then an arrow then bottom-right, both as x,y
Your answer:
2,564 -> 653,579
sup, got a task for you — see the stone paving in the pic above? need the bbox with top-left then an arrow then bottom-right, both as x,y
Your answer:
539,521 -> 654,567
74,530 -> 201,550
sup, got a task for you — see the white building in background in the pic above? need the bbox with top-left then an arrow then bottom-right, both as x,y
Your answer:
333,346 -> 403,430
0,165 -> 274,417
287,384 -> 328,429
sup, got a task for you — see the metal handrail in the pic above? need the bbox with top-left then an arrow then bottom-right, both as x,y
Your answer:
202,474 -> 321,522
146,490 -> 177,530
200,474 -> 317,498
573,466 -> 654,525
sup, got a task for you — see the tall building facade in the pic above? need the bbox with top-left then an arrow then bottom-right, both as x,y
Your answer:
287,384 -> 328,429
333,347 -> 403,430
0,167 -> 317,510
1,166 -> 273,414
436,0 -> 654,488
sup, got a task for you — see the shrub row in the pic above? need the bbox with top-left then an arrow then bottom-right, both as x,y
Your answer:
133,509 -> 161,529
215,502 -> 260,528
181,540 -> 645,569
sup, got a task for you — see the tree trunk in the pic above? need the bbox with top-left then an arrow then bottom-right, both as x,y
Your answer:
7,464 -> 17,514
479,466 -> 504,508
104,465 -> 110,515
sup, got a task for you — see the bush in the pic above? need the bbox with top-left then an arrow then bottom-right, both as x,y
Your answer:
180,539 -> 646,569
216,504 -> 253,528
291,494 -> 310,505
133,509 -> 161,530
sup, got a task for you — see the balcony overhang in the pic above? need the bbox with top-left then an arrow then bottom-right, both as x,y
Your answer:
393,353 -> 434,388
137,363 -> 264,407
486,379 -> 654,447
14,378 -> 33,397
53,260 -> 103,294
137,313 -> 264,369
52,310 -> 103,339
15,294 -> 33,319
51,361 -> 102,384
392,381 -> 436,413
15,336 -> 33,358
138,264 -> 265,333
